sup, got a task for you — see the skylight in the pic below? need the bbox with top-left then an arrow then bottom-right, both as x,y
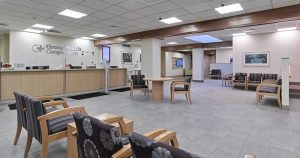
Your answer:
91,34 -> 107,38
58,9 -> 87,19
159,17 -> 182,24
24,28 -> 43,33
215,3 -> 243,14
184,35 -> 222,43
32,24 -> 54,29
80,37 -> 94,40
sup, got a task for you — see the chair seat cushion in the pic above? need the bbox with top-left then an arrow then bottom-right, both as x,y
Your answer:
233,80 -> 246,83
133,85 -> 148,88
248,81 -> 261,84
174,87 -> 187,91
259,86 -> 278,93
48,114 -> 74,134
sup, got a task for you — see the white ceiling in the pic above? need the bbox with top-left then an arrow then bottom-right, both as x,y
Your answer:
0,0 -> 300,38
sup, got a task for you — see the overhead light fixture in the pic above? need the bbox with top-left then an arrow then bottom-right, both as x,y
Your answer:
277,27 -> 297,32
167,42 -> 178,45
184,35 -> 223,43
80,37 -> 94,40
32,24 -> 54,29
215,3 -> 243,14
159,17 -> 182,24
24,28 -> 43,33
58,9 -> 87,19
91,33 -> 107,38
232,33 -> 246,36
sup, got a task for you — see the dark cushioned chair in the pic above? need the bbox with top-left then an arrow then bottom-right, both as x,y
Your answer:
232,72 -> 248,90
23,95 -> 86,158
130,75 -> 149,99
256,79 -> 282,108
262,73 -> 278,81
222,74 -> 233,87
129,132 -> 202,158
209,69 -> 222,79
170,77 -> 192,104
247,73 -> 263,90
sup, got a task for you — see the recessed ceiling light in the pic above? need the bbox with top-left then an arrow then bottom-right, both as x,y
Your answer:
32,24 -> 54,29
215,3 -> 243,14
80,37 -> 94,40
58,9 -> 87,19
167,42 -> 178,45
159,17 -> 182,24
184,35 -> 223,43
277,27 -> 297,32
232,33 -> 246,36
24,28 -> 43,33
91,33 -> 107,38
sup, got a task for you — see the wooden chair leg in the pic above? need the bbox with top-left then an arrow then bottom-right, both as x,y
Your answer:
41,141 -> 48,158
188,92 -> 192,104
13,124 -> 22,145
277,96 -> 282,109
171,92 -> 174,103
24,133 -> 33,158
130,89 -> 133,99
256,94 -> 260,106
185,93 -> 188,101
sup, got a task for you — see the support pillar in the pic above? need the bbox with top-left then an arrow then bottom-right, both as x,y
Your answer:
282,57 -> 290,110
141,38 -> 161,78
192,48 -> 204,82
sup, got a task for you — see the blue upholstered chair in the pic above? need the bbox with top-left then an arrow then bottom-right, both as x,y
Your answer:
130,75 -> 149,99
22,95 -> 86,158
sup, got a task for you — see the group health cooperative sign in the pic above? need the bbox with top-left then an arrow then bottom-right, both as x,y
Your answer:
32,44 -> 82,55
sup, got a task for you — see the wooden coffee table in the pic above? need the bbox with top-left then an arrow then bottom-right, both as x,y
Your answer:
143,77 -> 173,101
67,113 -> 133,158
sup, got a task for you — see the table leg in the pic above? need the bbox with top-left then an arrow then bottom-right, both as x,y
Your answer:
152,81 -> 164,101
67,124 -> 78,158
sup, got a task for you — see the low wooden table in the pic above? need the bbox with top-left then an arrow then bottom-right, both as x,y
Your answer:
67,113 -> 134,158
143,77 -> 173,101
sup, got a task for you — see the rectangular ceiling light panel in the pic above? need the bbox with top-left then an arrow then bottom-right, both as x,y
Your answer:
32,24 -> 54,29
184,35 -> 222,43
160,17 -> 182,24
59,9 -> 87,18
215,3 -> 243,14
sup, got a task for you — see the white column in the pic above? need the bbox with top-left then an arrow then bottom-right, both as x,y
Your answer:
192,48 -> 204,82
141,38 -> 161,78
282,57 -> 290,110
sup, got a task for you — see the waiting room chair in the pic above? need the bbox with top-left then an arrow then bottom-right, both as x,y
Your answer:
262,73 -> 278,81
130,75 -> 149,99
209,69 -> 222,79
73,112 -> 178,158
247,73 -> 263,90
170,77 -> 192,104
256,79 -> 282,108
232,72 -> 248,90
222,74 -> 233,87
23,95 -> 86,158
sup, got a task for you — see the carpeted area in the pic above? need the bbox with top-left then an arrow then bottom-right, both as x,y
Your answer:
0,80 -> 300,158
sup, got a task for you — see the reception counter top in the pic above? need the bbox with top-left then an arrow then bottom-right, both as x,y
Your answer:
0,68 -> 127,100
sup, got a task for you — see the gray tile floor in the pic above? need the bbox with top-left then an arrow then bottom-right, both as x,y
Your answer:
1,80 -> 300,158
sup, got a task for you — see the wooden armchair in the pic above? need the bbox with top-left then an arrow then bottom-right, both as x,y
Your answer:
73,112 -> 178,158
247,73 -> 263,90
256,80 -> 282,108
222,74 -> 233,87
232,73 -> 248,90
130,75 -> 149,99
209,69 -> 222,79
23,95 -> 86,158
170,77 -> 192,104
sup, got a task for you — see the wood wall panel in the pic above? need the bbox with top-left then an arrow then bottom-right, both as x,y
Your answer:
108,69 -> 127,88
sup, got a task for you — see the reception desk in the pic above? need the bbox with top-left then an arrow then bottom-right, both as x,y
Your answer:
0,68 -> 127,100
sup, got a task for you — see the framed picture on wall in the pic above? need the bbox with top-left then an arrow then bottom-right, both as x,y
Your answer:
243,52 -> 270,66
122,51 -> 132,63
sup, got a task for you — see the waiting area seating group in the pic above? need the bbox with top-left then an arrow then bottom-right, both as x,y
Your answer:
13,91 -> 256,158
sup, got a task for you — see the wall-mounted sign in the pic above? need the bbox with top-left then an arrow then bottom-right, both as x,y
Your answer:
32,44 -> 82,55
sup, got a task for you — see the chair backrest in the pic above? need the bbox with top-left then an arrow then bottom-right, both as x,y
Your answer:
211,69 -> 221,75
184,77 -> 192,90
131,75 -> 146,86
249,73 -> 262,81
235,72 -> 247,81
73,112 -> 123,158
262,73 -> 278,80
129,132 -> 202,158
24,96 -> 47,143
13,92 -> 28,130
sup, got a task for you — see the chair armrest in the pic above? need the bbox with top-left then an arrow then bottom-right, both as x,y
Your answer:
112,144 -> 131,158
154,130 -> 179,148
38,106 -> 86,121
144,128 -> 167,139
100,115 -> 128,135
172,82 -> 191,86
43,100 -> 69,108
35,96 -> 54,101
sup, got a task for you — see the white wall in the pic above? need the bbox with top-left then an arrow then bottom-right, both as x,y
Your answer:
216,48 -> 233,63
9,31 -> 100,69
233,30 -> 300,82
165,52 -> 191,76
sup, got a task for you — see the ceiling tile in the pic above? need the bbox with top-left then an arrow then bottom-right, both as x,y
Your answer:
2,0 -> 40,8
164,8 -> 191,17
120,12 -> 144,20
101,0 -> 128,4
34,3 -> 65,13
90,11 -> 116,19
117,0 -> 146,11
151,1 -> 180,12
135,17 -> 156,23
69,4 -> 98,14
102,6 -> 130,15
135,7 -> 161,16
170,0 -> 206,7
43,0 -> 75,8
184,2 -> 212,13
110,16 -> 130,23
80,0 -> 112,10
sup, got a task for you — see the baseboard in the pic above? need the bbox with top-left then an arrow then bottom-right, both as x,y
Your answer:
193,80 -> 204,82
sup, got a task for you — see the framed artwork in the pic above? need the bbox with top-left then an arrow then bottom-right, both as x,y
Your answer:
172,57 -> 183,69
244,52 -> 270,66
122,51 -> 132,63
